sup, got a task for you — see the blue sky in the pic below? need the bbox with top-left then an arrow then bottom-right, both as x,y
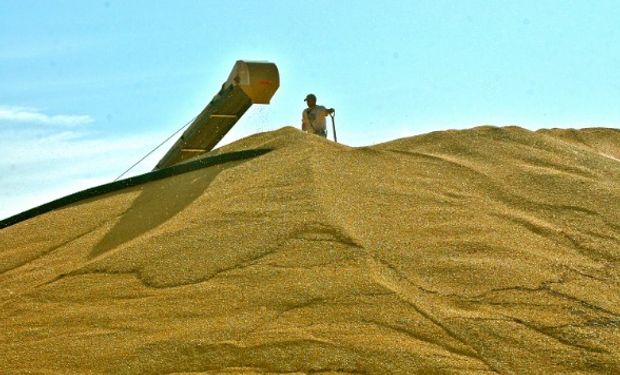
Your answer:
1,0 -> 619,219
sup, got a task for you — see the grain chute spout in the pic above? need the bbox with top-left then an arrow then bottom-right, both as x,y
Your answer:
154,60 -> 279,170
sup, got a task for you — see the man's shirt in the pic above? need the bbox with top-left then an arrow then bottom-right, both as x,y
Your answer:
302,105 -> 329,134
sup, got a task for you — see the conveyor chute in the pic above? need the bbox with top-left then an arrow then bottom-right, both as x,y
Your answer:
154,60 -> 279,170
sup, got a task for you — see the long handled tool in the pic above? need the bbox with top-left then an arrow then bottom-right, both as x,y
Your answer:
329,112 -> 338,143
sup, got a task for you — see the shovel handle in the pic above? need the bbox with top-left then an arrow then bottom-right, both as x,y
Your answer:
329,112 -> 338,143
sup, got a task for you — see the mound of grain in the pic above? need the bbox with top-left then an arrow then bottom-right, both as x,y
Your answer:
1,126 -> 619,374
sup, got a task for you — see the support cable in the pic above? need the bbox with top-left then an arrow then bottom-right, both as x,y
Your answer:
113,116 -> 196,181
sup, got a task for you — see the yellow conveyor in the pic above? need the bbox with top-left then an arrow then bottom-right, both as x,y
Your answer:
154,60 -> 279,170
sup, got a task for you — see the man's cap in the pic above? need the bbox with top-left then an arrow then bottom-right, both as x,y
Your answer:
304,93 -> 316,102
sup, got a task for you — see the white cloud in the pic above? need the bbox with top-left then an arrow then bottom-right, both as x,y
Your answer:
0,105 -> 94,126
0,109 -> 177,220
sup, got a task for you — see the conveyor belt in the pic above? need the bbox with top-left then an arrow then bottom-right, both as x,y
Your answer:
154,60 -> 279,170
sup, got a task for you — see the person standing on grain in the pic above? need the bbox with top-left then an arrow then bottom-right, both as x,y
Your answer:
301,93 -> 335,138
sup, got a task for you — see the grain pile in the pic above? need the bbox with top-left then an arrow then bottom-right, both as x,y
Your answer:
1,126 -> 619,374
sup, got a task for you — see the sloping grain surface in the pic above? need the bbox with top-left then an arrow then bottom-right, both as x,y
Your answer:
1,126 -> 619,374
